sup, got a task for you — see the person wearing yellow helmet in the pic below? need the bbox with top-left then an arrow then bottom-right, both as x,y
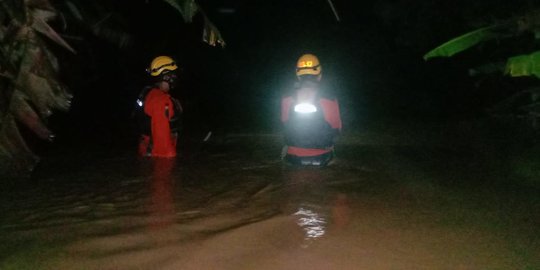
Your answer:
137,55 -> 182,158
281,53 -> 342,166
295,53 -> 322,80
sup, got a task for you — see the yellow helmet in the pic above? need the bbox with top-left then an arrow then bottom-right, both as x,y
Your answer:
296,54 -> 322,77
147,56 -> 178,77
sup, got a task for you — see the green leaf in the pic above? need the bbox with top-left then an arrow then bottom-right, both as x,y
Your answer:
31,9 -> 76,53
0,0 -> 27,25
468,62 -> 506,76
0,0 -> 71,175
9,90 -> 52,139
424,26 -> 499,60
161,0 -> 225,47
0,114 -> 40,175
16,44 -> 72,113
25,0 -> 54,11
162,0 -> 198,23
65,1 -> 84,21
505,51 -> 540,78
64,1 -> 132,48
202,15 -> 225,47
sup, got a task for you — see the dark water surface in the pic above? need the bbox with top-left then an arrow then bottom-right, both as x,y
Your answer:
1,125 -> 539,269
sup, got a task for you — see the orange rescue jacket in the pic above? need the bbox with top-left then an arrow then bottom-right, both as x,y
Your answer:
144,88 -> 177,157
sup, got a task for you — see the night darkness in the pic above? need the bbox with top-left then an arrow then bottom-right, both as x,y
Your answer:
46,0 -> 540,152
3,1 -> 540,267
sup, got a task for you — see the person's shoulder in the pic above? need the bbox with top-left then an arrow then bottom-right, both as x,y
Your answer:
138,85 -> 154,97
281,86 -> 296,100
319,91 -> 337,101
282,95 -> 294,104
145,88 -> 156,95
145,88 -> 166,100
149,87 -> 166,94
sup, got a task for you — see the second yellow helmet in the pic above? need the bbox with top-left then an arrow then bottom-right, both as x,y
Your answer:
296,54 -> 322,77
147,56 -> 178,77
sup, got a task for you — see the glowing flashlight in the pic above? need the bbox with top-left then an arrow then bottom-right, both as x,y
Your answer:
294,103 -> 317,113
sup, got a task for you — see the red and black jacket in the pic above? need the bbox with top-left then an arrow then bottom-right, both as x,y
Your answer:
281,86 -> 341,157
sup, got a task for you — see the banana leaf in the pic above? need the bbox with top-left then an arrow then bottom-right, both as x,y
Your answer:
0,0 -> 71,176
0,115 -> 40,176
10,90 -> 52,140
31,8 -> 76,53
424,10 -> 540,61
202,14 -> 225,47
505,51 -> 540,79
163,0 -> 225,47
423,26 -> 500,60
64,0 -> 133,48
162,0 -> 198,23
1,0 -> 223,176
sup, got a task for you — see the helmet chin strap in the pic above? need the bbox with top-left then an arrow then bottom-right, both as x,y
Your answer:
165,76 -> 177,89
167,80 -> 177,89
157,72 -> 177,90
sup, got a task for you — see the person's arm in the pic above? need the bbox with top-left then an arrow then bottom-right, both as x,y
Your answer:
171,97 -> 183,114
321,98 -> 342,132
281,96 -> 293,123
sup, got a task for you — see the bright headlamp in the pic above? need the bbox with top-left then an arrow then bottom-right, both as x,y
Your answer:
294,103 -> 317,113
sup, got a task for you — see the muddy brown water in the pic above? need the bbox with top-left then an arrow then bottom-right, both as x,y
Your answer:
0,130 -> 539,269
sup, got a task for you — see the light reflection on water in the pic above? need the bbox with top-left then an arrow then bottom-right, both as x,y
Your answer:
294,206 -> 327,241
148,158 -> 176,230
284,167 -> 333,247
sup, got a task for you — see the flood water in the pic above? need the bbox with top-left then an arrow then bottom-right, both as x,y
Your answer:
1,122 -> 539,269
